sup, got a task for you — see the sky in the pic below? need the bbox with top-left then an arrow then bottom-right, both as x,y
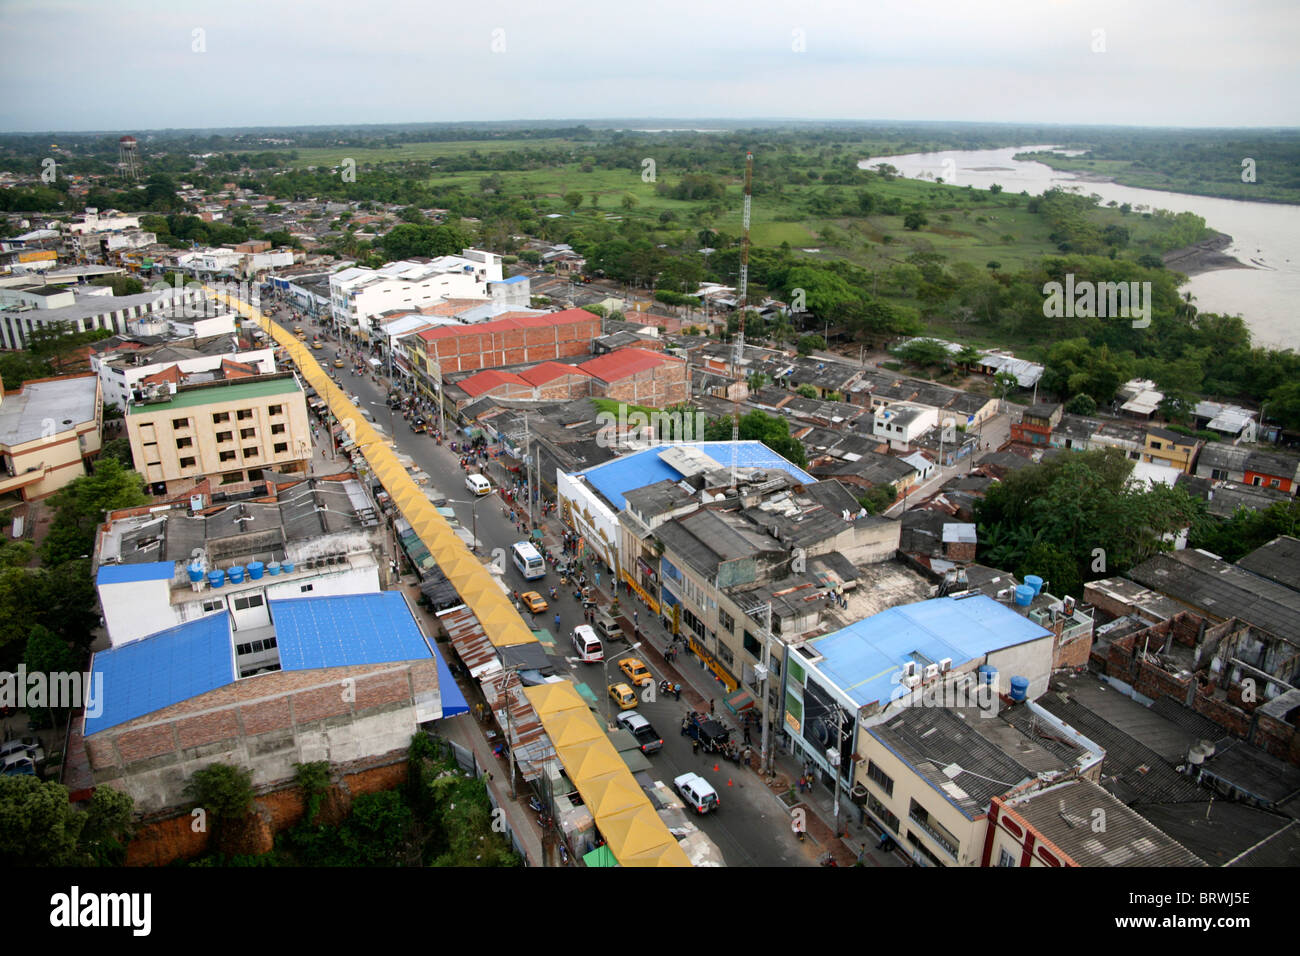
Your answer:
2,0 -> 1298,132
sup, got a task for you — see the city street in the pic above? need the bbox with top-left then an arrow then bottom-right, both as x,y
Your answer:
264,302 -> 826,866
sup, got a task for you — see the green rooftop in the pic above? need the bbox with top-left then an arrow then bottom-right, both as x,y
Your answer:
127,376 -> 300,414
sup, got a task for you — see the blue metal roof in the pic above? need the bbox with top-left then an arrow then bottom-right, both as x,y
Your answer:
498,274 -> 527,284
96,561 -> 174,585
85,613 -> 234,735
270,592 -> 434,670
808,595 -> 1052,708
581,441 -> 814,511
433,644 -> 469,717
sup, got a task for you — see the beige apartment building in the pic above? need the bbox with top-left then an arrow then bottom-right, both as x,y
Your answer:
0,373 -> 103,500
126,373 -> 311,493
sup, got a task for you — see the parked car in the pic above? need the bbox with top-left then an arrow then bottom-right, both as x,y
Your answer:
333,358 -> 345,368
594,612 -> 624,643
674,772 -> 720,815
618,657 -> 652,687
608,683 -> 638,710
615,710 -> 662,754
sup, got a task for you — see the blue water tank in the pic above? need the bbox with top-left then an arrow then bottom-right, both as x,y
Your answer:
227,564 -> 245,584
1010,676 -> 1030,702
267,561 -> 281,576
247,560 -> 264,580
1024,574 -> 1044,596
188,562 -> 204,583
208,569 -> 226,588
282,560 -> 295,574
1014,585 -> 1034,606
978,665 -> 997,685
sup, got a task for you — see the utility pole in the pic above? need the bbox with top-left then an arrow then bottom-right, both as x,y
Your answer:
730,150 -> 753,489
524,411 -> 536,531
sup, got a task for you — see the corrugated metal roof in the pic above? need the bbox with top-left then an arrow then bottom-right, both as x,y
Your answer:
85,613 -> 234,735
96,561 -> 175,585
270,592 -> 434,670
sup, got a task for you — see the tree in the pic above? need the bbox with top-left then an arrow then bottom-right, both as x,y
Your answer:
796,384 -> 818,399
797,334 -> 826,357
903,212 -> 928,231
892,339 -> 950,369
99,437 -> 134,467
621,195 -> 637,211
0,777 -> 85,865
1065,393 -> 1098,416
858,484 -> 896,515
42,458 -> 149,566
78,786 -> 136,867
563,191 -> 582,212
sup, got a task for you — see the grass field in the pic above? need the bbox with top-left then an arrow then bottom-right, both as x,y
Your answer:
286,138 -> 586,168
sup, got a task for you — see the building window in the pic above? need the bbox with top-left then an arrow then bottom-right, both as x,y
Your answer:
219,451 -> 237,463
212,412 -> 230,424
867,793 -> 899,834
300,583 -> 314,593
271,423 -> 286,435
997,847 -> 1017,868
716,643 -> 733,666
176,437 -> 193,449
237,409 -> 253,421
172,417 -> 189,429
743,630 -> 761,658
179,456 -> 196,468
201,599 -> 224,612
214,431 -> 231,443
719,608 -> 735,634
240,427 -> 256,439
268,404 -> 283,416
243,446 -> 259,458
273,442 -> 289,454
867,760 -> 894,797
1151,440 -> 1162,450
232,594 -> 265,611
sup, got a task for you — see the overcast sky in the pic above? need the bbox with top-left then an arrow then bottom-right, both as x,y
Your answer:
2,0 -> 1297,132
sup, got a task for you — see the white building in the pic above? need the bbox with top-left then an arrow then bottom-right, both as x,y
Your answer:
92,476 -> 387,647
176,248 -> 244,275
873,404 -> 939,451
63,208 -> 141,236
91,337 -> 276,410
329,250 -> 503,341
0,286 -> 210,350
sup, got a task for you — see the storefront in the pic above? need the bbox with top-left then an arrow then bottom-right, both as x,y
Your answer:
621,569 -> 660,615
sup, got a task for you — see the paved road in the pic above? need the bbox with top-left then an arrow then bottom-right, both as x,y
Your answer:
266,303 -> 816,866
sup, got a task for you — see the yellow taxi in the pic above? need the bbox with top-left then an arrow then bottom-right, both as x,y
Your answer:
312,340 -> 323,350
333,358 -> 345,368
618,657 -> 653,687
608,683 -> 638,710
521,591 -> 548,614
294,326 -> 305,337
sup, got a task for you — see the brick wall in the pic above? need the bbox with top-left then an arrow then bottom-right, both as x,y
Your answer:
595,361 -> 688,407
86,659 -> 436,814
1192,690 -> 1251,738
425,316 -> 600,373
1251,711 -> 1300,765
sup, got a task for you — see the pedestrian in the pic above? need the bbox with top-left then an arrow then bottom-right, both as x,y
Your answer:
674,683 -> 681,700
554,613 -> 561,631
743,725 -> 751,744
692,737 -> 700,756
633,609 -> 639,626
708,698 -> 714,715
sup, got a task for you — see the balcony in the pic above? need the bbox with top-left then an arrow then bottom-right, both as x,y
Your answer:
908,809 -> 959,860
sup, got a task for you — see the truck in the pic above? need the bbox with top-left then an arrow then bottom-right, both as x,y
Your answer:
680,711 -> 742,762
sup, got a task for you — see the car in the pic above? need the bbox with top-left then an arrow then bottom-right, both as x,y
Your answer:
294,326 -> 305,336
618,657 -> 652,687
674,772 -> 720,815
608,683 -> 638,711
520,591 -> 548,613
465,473 -> 491,496
594,612 -> 624,643
411,417 -> 427,434
615,710 -> 662,754
312,340 -> 323,349
333,358 -> 345,368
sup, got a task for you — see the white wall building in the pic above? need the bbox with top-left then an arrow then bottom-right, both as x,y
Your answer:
92,339 -> 276,410
873,404 -> 939,451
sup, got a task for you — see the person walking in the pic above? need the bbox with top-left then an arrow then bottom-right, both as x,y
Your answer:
554,613 -> 562,632
692,737 -> 700,756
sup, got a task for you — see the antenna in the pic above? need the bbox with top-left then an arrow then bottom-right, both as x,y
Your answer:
730,150 -> 753,488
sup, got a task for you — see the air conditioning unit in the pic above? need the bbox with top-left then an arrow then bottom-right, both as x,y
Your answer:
939,658 -> 952,673
924,663 -> 940,681
902,661 -> 917,678
902,674 -> 921,689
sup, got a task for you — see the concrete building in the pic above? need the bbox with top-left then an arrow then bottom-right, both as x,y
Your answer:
1195,443 -> 1299,494
873,404 -> 938,451
79,590 -> 467,814
1011,403 -> 1062,445
92,473 -> 387,647
91,336 -> 275,411
0,285 -> 210,350
0,373 -> 102,500
329,251 -> 503,341
125,373 -> 312,493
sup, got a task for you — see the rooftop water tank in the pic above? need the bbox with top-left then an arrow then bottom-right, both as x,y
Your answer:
188,562 -> 204,583
1010,676 -> 1030,702
282,560 -> 295,574
207,569 -> 226,588
267,561 -> 282,576
247,560 -> 264,580
1024,574 -> 1044,595
1014,584 -> 1034,606
227,564 -> 245,584
978,665 -> 997,686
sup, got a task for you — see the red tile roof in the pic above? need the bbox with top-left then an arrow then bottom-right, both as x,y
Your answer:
140,364 -> 182,387
458,369 -> 527,398
577,347 -> 681,383
221,358 -> 260,379
415,307 -> 597,342
518,361 -> 590,386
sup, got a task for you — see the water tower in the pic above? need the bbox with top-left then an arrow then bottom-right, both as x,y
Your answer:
118,135 -> 140,182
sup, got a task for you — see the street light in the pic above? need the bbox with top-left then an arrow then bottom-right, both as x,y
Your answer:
603,640 -> 642,730
444,498 -> 481,553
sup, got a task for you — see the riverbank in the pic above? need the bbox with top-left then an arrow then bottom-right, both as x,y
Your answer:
1162,232 -> 1247,276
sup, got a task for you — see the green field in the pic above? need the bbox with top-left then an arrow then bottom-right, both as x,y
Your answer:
286,138 -> 585,168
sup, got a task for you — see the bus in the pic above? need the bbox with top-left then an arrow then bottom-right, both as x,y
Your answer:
511,541 -> 546,580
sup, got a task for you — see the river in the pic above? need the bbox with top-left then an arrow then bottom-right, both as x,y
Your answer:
859,146 -> 1299,350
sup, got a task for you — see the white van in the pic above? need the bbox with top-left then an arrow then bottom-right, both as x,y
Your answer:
465,473 -> 492,496
571,624 -> 603,663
